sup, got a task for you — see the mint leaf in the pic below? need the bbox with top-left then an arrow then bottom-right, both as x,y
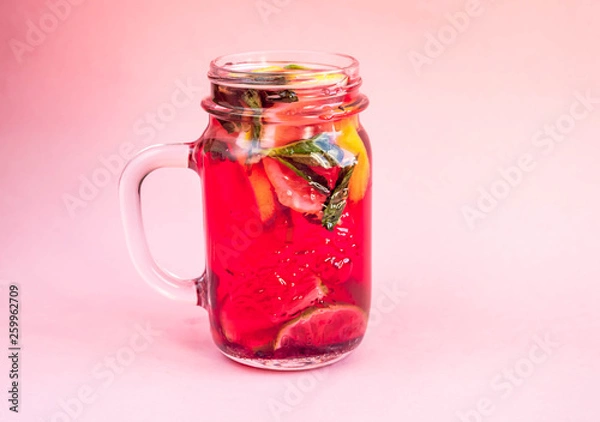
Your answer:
274,157 -> 331,195
204,139 -> 236,162
284,64 -> 309,70
265,132 -> 357,229
322,163 -> 356,230
217,119 -> 240,134
264,132 -> 357,230
266,90 -> 299,103
241,89 -> 262,110
267,133 -> 345,169
241,89 -> 263,162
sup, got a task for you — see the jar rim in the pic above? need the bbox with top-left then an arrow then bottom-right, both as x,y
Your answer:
208,50 -> 361,88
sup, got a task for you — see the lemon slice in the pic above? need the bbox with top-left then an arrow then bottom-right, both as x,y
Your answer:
336,117 -> 370,201
248,164 -> 276,222
251,65 -> 286,73
249,65 -> 347,86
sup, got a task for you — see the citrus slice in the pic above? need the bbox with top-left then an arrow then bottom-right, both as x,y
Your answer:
251,65 -> 286,73
250,65 -> 347,84
335,117 -> 370,201
220,274 -> 328,350
274,304 -> 367,350
247,163 -> 276,222
229,128 -> 277,222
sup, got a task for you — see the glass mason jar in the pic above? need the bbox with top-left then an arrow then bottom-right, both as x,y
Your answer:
120,51 -> 372,370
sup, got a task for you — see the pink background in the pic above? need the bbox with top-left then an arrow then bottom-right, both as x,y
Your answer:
1,0 -> 599,421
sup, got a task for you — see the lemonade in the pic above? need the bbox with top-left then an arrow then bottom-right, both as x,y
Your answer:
196,62 -> 372,368
120,52 -> 373,370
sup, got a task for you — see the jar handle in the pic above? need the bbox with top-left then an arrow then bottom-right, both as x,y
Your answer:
118,143 -> 205,306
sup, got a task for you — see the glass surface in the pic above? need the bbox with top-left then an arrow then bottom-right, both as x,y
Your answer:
197,54 -> 372,369
120,51 -> 372,370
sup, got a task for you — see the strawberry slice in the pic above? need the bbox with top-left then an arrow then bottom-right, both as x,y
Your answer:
262,157 -> 328,214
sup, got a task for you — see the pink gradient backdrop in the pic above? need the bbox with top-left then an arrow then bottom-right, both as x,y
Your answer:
1,0 -> 599,420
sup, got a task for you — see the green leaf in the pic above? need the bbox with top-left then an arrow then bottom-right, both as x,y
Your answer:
265,132 -> 358,229
241,89 -> 263,163
284,64 -> 309,70
266,90 -> 299,103
267,133 -> 345,169
216,119 -> 240,134
204,139 -> 235,162
322,163 -> 356,230
274,157 -> 331,195
241,89 -> 262,110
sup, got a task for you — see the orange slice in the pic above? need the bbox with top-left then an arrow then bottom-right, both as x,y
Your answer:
247,163 -> 276,222
335,117 -> 370,201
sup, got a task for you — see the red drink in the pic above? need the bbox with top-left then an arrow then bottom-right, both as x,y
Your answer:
120,52 -> 372,370
195,68 -> 372,368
